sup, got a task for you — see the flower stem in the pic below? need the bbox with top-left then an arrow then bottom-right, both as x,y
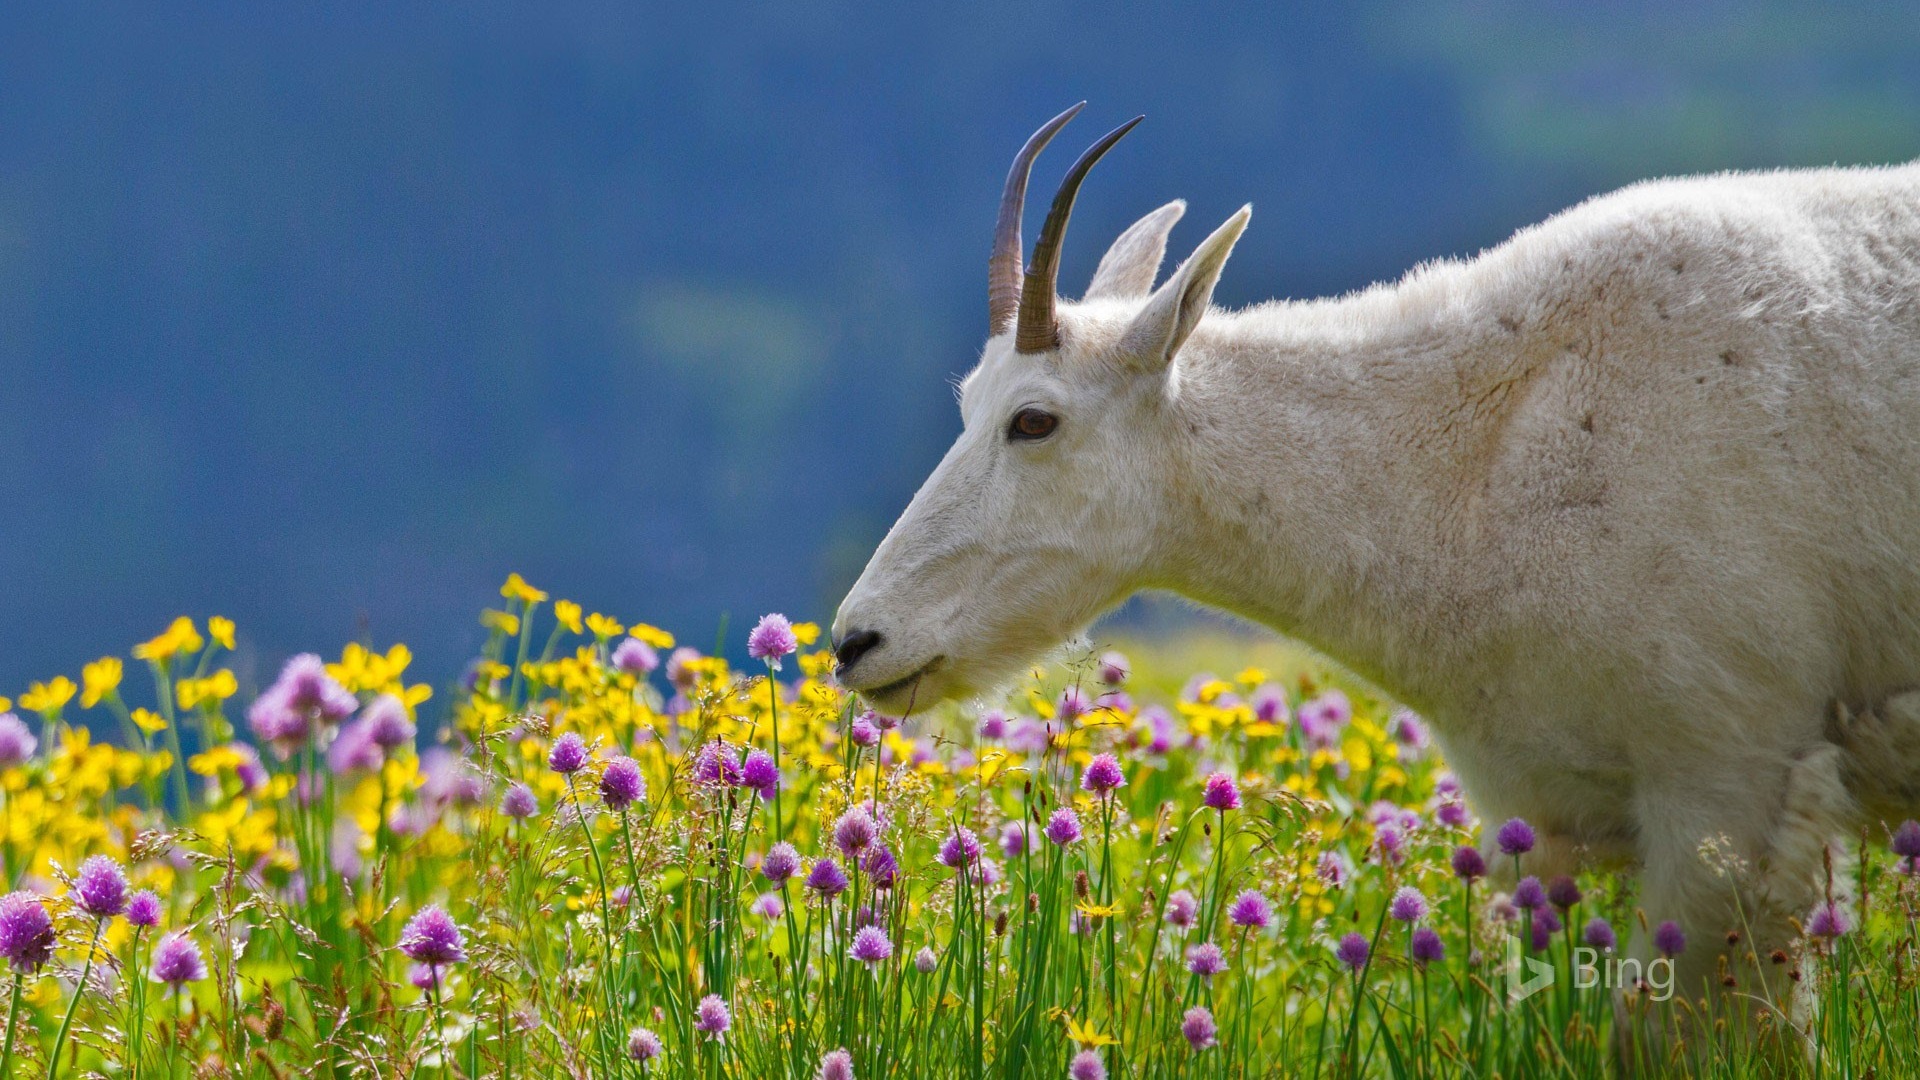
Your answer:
47,917 -> 105,1080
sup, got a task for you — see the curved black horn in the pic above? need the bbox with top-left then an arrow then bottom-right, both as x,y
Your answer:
1015,115 -> 1145,354
989,103 -> 1085,335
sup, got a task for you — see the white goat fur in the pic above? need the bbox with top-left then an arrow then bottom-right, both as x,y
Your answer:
835,161 -> 1920,1004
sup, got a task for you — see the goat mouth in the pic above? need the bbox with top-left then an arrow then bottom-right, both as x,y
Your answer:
861,656 -> 945,707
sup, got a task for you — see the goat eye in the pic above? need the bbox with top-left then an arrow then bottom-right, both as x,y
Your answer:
1008,408 -> 1059,441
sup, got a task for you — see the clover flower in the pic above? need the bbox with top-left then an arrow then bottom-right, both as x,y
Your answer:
399,904 -> 467,967
1045,809 -> 1083,847
547,733 -> 590,775
73,855 -> 130,918
627,1027 -> 663,1063
849,926 -> 893,965
1069,1049 -> 1107,1080
833,807 -> 877,856
599,757 -> 645,810
0,714 -> 36,765
1335,932 -> 1371,973
1182,1005 -> 1218,1050
1164,890 -> 1198,928
612,637 -> 659,675
1080,754 -> 1126,797
818,1048 -> 855,1080
938,827 -> 981,870
747,614 -> 798,668
151,932 -> 208,986
1583,917 -> 1617,952
1388,886 -> 1427,923
1496,818 -> 1536,857
501,782 -> 540,820
1201,771 -> 1241,812
1450,845 -> 1487,881
1410,927 -> 1445,967
1227,889 -> 1273,931
741,749 -> 779,798
0,892 -> 55,973
1185,941 -> 1227,978
806,857 -> 849,898
127,889 -> 163,929
762,843 -> 800,884
694,994 -> 731,1039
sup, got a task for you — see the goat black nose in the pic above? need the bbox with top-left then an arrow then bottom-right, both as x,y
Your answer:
835,629 -> 883,671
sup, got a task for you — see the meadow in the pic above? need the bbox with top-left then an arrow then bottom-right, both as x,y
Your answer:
1,574 -> 1915,1078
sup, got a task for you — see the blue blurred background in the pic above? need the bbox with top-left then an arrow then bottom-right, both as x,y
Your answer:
4,1 -> 1919,693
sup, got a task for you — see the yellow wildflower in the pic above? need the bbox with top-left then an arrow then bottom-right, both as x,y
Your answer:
791,621 -> 821,646
481,609 -> 521,636
131,708 -> 169,734
132,616 -> 204,662
0,696 -> 9,713
626,621 -> 671,647
553,600 -> 585,634
177,669 -> 238,711
1063,1015 -> 1119,1048
208,615 -> 237,650
501,572 -> 548,605
20,676 -> 76,715
81,657 -> 123,708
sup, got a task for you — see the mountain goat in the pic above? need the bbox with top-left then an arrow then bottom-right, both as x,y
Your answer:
832,104 -> 1920,1017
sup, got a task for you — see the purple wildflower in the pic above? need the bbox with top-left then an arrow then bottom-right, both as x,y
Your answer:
1389,709 -> 1430,750
1165,890 -> 1198,928
849,925 -> 893,964
1297,690 -> 1351,747
1185,941 -> 1228,979
1388,886 -> 1428,923
151,932 -> 208,985
501,782 -> 539,820
73,855 -> 130,918
127,889 -> 163,929
1080,754 -> 1126,797
1069,1049 -> 1107,1080
1182,1006 -> 1218,1050
1318,851 -> 1353,888
1336,932 -> 1371,972
849,714 -> 880,747
362,694 -> 415,750
327,720 -> 383,775
398,905 -> 467,967
818,1048 -> 854,1080
1436,800 -> 1471,829
762,843 -> 801,884
979,710 -> 1009,740
1375,825 -> 1407,866
1227,889 -> 1274,931
1201,771 -> 1241,812
1512,877 -> 1547,912
833,807 -> 878,857
612,637 -> 659,676
627,1027 -> 663,1063
599,757 -> 645,810
693,994 -> 731,1039
1250,684 -> 1289,726
1496,818 -> 1536,857
938,827 -> 981,870
1583,917 -> 1617,952
1895,820 -> 1920,869
0,714 -> 37,765
750,892 -> 784,919
1097,651 -> 1129,686
914,946 -> 938,973
806,857 -> 849,898
999,821 -> 1028,859
0,892 -> 55,973
1044,809 -> 1083,847
1546,875 -> 1582,911
747,614 -> 798,668
740,749 -> 779,798
1056,685 -> 1091,723
1410,926 -> 1445,967
1450,845 -> 1487,881
547,732 -> 590,775
247,653 -> 357,754
863,844 -> 899,890
1807,901 -> 1851,939
1530,909 -> 1562,951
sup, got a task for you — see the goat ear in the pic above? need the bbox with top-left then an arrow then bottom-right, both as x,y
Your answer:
1085,200 -> 1186,301
1120,205 -> 1250,370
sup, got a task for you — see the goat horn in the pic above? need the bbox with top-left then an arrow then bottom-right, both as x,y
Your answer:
989,103 -> 1085,336
1016,115 -> 1145,354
